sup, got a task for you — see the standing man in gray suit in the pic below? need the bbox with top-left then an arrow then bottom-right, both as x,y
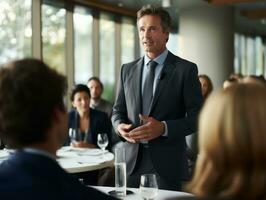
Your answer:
111,5 -> 202,191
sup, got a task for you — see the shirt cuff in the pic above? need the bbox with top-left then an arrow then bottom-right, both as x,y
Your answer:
161,121 -> 168,137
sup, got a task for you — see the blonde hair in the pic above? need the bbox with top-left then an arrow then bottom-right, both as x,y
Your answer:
187,84 -> 266,200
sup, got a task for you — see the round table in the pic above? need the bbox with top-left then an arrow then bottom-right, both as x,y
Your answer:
57,146 -> 114,173
92,186 -> 192,200
0,146 -> 114,174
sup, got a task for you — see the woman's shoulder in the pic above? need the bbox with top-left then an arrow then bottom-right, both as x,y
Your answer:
68,108 -> 77,116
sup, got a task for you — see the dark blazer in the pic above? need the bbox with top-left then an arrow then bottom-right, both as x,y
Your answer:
0,151 -> 117,200
112,51 -> 203,182
67,108 -> 112,150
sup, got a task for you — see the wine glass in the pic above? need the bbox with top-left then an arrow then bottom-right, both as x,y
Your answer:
69,128 -> 81,145
97,133 -> 109,158
139,174 -> 158,200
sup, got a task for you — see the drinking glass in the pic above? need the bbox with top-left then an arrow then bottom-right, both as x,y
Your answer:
97,133 -> 109,158
139,174 -> 158,200
69,128 -> 80,144
115,147 -> 126,198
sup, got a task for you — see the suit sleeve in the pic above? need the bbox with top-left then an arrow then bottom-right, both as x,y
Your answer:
102,112 -> 113,150
111,65 -> 129,134
166,63 -> 203,140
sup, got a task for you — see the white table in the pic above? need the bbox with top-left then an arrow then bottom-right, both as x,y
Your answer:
93,186 -> 192,200
0,146 -> 114,174
57,146 -> 114,173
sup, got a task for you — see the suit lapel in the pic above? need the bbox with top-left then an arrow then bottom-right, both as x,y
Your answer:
149,52 -> 176,115
132,58 -> 144,117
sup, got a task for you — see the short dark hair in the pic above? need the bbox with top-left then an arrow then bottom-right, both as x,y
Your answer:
137,4 -> 171,31
87,76 -> 103,90
0,58 -> 67,148
70,84 -> 90,101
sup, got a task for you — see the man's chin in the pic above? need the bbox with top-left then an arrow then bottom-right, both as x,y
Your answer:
92,97 -> 100,101
144,48 -> 154,54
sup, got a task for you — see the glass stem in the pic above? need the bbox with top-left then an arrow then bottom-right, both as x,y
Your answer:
101,148 -> 104,159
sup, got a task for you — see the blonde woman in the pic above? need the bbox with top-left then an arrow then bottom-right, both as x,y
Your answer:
180,83 -> 266,200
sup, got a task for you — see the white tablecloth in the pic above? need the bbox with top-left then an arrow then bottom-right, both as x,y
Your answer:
93,186 -> 192,200
0,146 -> 114,173
57,146 -> 114,173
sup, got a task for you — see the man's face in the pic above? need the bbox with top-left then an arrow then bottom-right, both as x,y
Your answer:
87,80 -> 102,100
138,15 -> 169,59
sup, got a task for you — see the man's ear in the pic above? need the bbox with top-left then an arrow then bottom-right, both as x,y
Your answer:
52,107 -> 65,123
165,29 -> 170,43
71,101 -> 75,108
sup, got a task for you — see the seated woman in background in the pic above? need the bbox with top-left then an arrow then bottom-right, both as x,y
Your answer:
67,84 -> 112,149
223,77 -> 239,89
198,74 -> 213,100
180,83 -> 266,200
185,74 -> 213,179
241,74 -> 266,85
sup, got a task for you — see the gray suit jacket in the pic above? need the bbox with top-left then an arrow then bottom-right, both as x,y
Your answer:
112,51 -> 203,181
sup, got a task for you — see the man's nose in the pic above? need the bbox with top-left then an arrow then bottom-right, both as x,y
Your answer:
144,30 -> 150,38
81,99 -> 87,105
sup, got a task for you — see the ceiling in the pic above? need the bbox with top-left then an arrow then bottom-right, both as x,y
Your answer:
88,0 -> 266,36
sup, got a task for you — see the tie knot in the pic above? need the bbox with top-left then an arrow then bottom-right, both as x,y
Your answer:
148,60 -> 158,69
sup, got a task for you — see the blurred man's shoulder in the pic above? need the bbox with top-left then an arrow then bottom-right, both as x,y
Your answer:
100,98 -> 113,107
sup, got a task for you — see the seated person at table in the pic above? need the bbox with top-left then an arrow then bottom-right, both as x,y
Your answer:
66,84 -> 112,150
198,74 -> 213,100
241,74 -> 266,85
87,76 -> 113,117
0,58 -> 117,200
178,83 -> 266,200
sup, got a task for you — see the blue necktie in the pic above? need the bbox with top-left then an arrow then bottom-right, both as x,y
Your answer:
142,61 -> 158,115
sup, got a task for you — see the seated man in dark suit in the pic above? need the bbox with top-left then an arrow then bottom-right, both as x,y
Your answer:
0,58 -> 117,200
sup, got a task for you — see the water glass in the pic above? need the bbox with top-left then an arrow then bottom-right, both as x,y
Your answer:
69,128 -> 80,143
115,147 -> 126,197
139,174 -> 158,200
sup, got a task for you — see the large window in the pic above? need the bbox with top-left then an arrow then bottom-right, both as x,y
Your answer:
0,0 -> 31,65
0,0 -> 138,102
121,17 -> 135,65
74,6 -> 93,84
42,1 -> 66,74
99,12 -> 115,102
234,33 -> 266,76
